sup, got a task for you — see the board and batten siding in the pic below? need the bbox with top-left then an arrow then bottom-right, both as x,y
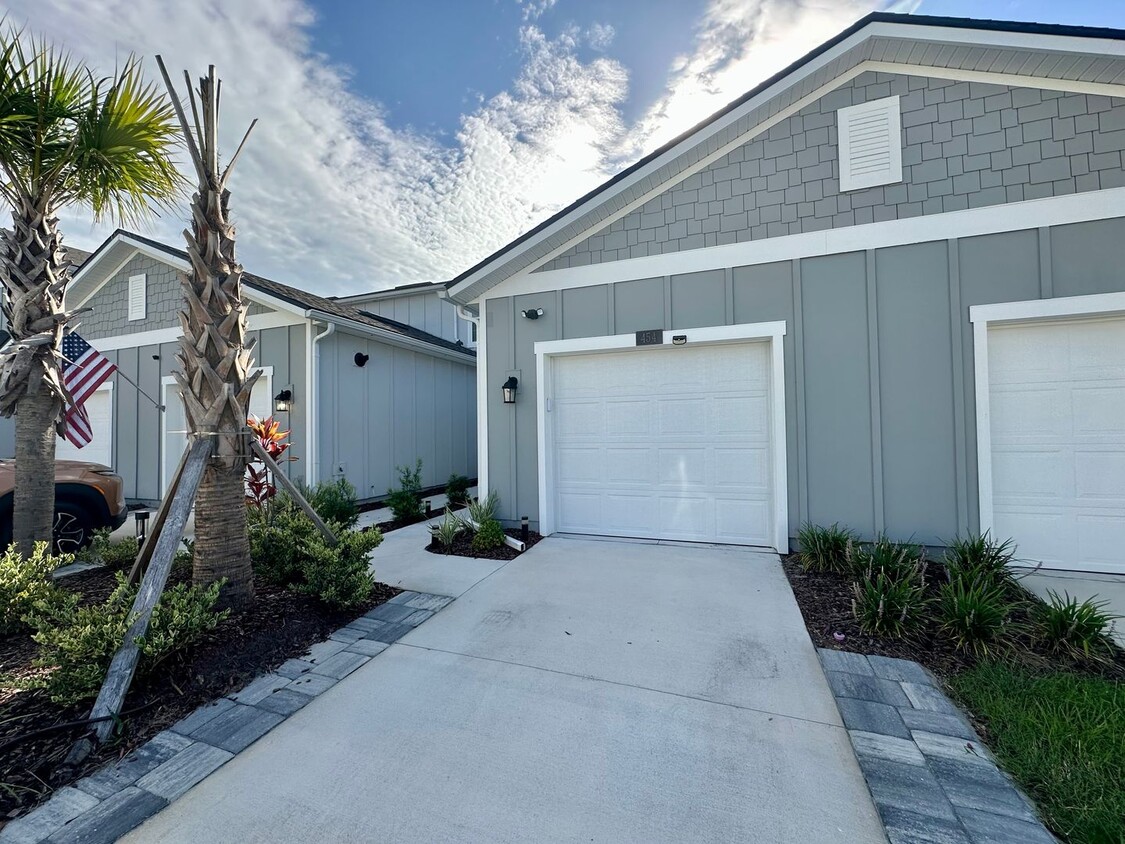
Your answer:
359,291 -> 474,346
317,330 -> 476,501
539,72 -> 1125,272
485,215 -> 1125,547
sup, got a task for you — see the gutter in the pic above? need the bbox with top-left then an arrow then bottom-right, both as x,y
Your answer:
303,308 -> 475,364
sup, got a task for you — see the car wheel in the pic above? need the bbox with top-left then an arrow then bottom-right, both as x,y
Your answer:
53,504 -> 94,554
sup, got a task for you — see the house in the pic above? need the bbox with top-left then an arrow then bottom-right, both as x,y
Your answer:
446,12 -> 1125,576
0,229 -> 477,504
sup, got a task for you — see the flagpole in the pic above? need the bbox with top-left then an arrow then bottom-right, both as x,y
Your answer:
113,369 -> 165,412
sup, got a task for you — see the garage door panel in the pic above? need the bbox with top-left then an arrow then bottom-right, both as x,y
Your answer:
56,389 -> 112,468
987,315 -> 1125,573
552,341 -> 776,546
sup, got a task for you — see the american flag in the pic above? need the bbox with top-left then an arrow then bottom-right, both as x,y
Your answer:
60,332 -> 117,448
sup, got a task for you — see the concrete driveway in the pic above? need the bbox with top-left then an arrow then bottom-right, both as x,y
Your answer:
124,535 -> 884,843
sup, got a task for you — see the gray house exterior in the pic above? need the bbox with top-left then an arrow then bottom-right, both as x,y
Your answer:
448,13 -> 1125,575
1,231 -> 476,504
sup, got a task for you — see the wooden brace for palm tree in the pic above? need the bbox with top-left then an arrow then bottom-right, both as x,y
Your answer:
158,58 -> 259,604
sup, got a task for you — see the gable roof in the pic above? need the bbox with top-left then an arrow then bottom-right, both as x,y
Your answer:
446,12 -> 1125,304
70,230 -> 473,359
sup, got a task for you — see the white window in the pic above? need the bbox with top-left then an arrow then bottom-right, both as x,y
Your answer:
837,95 -> 902,192
128,274 -> 147,321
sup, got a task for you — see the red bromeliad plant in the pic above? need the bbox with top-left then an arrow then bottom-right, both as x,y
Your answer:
246,415 -> 295,507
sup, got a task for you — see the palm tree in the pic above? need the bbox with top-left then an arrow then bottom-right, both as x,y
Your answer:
158,60 -> 258,607
0,29 -> 181,555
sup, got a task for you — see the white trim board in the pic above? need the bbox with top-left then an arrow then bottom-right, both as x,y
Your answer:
83,310 -> 307,352
971,294 -> 1125,575
477,188 -> 1125,302
533,321 -> 788,550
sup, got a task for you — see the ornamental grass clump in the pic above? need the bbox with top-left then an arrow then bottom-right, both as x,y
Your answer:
1035,590 -> 1120,664
943,533 -> 1019,593
796,523 -> 855,574
936,576 -> 1010,655
431,513 -> 465,553
849,535 -> 929,638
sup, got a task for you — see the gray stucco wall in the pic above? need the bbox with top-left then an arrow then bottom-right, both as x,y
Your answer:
317,331 -> 477,501
82,254 -> 183,339
485,215 -> 1125,547
541,72 -> 1125,271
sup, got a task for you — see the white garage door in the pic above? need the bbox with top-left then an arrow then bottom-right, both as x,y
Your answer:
550,341 -> 775,546
56,387 -> 113,468
987,315 -> 1125,573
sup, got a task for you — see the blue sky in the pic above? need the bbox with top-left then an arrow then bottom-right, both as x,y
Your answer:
9,0 -> 1125,294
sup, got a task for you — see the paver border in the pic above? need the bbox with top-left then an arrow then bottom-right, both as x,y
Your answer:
818,648 -> 1059,844
0,591 -> 453,844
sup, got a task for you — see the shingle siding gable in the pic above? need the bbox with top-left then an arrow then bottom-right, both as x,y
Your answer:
537,71 -> 1125,271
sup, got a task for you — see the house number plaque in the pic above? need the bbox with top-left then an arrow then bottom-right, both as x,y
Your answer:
635,329 -> 663,346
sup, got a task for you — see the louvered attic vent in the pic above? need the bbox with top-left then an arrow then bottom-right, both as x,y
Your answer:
837,95 -> 902,192
128,273 -> 147,321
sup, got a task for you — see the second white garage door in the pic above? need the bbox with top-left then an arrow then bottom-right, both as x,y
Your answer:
550,341 -> 776,546
987,314 -> 1125,573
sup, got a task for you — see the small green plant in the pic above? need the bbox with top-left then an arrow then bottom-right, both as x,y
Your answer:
851,572 -> 928,638
432,513 -> 465,552
445,474 -> 471,507
944,533 -> 1018,592
292,529 -> 383,610
0,542 -> 71,634
849,534 -> 926,582
386,459 -> 424,522
936,576 -> 1010,655
467,490 -> 499,525
1035,590 -> 1119,663
304,477 -> 360,530
28,573 -> 227,704
78,529 -> 140,569
471,517 -> 506,553
796,523 -> 856,573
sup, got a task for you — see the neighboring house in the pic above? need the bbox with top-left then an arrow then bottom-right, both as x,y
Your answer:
0,230 -> 476,504
447,12 -> 1125,576
333,281 -> 477,349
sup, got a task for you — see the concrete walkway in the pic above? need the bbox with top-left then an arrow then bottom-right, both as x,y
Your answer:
123,535 -> 884,844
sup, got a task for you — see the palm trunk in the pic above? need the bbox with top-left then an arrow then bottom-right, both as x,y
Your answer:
165,66 -> 258,608
0,205 -> 74,554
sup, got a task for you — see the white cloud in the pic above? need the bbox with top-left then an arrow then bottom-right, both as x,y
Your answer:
1,0 -> 885,295
520,0 -> 557,22
586,22 -> 616,51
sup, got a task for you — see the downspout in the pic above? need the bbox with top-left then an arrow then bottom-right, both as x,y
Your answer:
453,302 -> 486,497
307,318 -> 335,486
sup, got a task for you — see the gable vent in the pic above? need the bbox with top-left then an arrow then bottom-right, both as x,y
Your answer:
128,273 -> 147,321
837,95 -> 902,193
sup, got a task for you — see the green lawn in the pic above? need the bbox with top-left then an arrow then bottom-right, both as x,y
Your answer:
949,662 -> 1125,844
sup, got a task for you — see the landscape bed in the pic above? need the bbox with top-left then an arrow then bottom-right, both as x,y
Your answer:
0,565 -> 399,821
425,527 -> 544,560
782,553 -> 1124,844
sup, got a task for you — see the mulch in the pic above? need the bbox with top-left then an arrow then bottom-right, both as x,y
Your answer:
781,555 -> 1125,682
426,528 -> 543,561
372,504 -> 468,535
0,567 -> 399,822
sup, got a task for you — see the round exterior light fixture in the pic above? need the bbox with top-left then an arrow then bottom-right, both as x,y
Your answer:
502,376 -> 519,404
521,308 -> 544,320
274,388 -> 293,413
354,352 -> 370,367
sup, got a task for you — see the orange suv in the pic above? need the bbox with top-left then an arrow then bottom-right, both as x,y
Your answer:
0,460 -> 129,553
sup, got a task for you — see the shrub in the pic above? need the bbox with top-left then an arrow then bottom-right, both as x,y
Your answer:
304,477 -> 360,530
386,459 -> 424,522
431,513 -> 465,552
849,535 -> 926,583
1035,590 -> 1119,663
248,498 -> 312,587
944,533 -> 1018,592
0,542 -> 71,634
28,573 -> 227,704
936,576 -> 1010,655
796,523 -> 855,573
467,490 -> 499,525
471,517 -> 506,553
445,474 -> 471,507
291,528 -> 383,610
79,529 -> 140,569
851,573 -> 929,638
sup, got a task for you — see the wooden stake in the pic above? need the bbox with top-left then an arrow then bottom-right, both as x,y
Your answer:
127,444 -> 191,586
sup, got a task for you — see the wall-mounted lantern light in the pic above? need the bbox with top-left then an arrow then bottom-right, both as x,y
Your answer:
274,388 -> 293,413
502,376 -> 519,404
521,308 -> 544,320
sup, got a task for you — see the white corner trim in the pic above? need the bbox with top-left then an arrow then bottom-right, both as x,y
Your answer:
487,187 -> 1125,300
970,291 -> 1125,543
533,321 -> 788,549
476,306 -> 488,498
970,290 -> 1125,324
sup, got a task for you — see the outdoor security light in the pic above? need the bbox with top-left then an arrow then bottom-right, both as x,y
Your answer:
274,388 -> 293,413
502,376 -> 519,404
354,352 -> 370,367
521,308 -> 544,320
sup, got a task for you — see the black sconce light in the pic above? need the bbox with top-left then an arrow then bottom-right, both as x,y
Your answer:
274,388 -> 293,413
134,509 -> 150,543
521,308 -> 544,320
354,352 -> 369,367
502,376 -> 519,404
